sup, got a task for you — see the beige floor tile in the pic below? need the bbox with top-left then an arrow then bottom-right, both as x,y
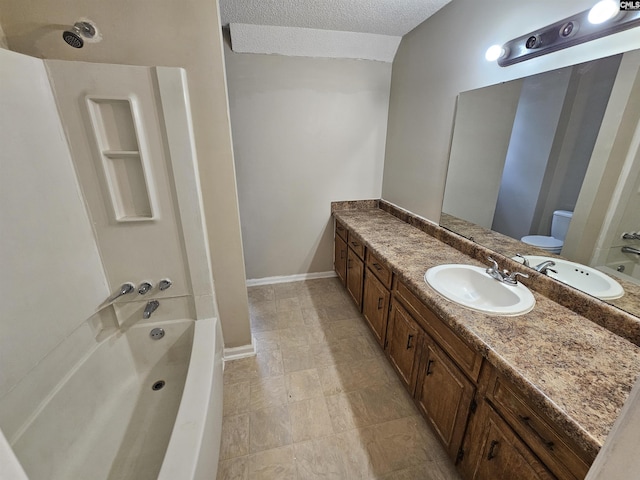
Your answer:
368,416 -> 448,473
285,368 -> 323,402
317,357 -> 395,396
252,330 -> 281,352
281,344 -> 316,373
254,349 -> 284,378
250,376 -> 288,411
220,413 -> 250,460
248,285 -> 275,303
311,335 -> 376,367
278,326 -> 310,350
378,460 -> 462,480
325,317 -> 371,342
274,282 -> 303,300
248,445 -> 297,480
325,383 -> 417,433
224,357 -> 260,385
275,297 -> 301,312
216,455 -> 249,480
224,381 -> 251,417
293,436 -> 349,479
249,405 -> 292,454
277,308 -> 305,330
289,396 -> 334,443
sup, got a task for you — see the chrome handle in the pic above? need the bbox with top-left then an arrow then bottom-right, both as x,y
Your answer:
158,278 -> 172,291
622,246 -> 640,256
487,256 -> 499,271
138,282 -> 153,295
107,282 -> 135,303
515,253 -> 530,267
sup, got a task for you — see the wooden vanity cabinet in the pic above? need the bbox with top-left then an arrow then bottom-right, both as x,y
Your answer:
386,299 -> 423,393
462,400 -> 555,480
334,233 -> 347,286
346,246 -> 364,310
362,269 -> 391,347
415,337 -> 475,460
362,250 -> 393,348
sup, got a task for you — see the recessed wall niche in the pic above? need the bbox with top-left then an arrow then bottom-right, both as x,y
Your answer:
86,96 -> 156,221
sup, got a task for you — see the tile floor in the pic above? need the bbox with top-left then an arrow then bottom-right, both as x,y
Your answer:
217,277 -> 462,480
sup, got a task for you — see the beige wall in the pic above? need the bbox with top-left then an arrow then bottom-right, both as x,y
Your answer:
0,0 -> 251,347
224,45 -> 391,280
383,0 -> 640,222
0,48 -> 109,401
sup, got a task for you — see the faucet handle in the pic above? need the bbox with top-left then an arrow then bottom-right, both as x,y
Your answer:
515,253 -> 530,267
487,256 -> 499,272
107,282 -> 135,303
505,271 -> 529,285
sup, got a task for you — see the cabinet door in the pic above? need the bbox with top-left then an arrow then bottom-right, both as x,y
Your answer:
346,247 -> 364,310
415,338 -> 475,460
362,269 -> 390,347
334,234 -> 347,286
471,405 -> 554,480
386,300 -> 421,394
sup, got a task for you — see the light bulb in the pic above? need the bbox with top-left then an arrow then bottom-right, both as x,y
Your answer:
588,0 -> 618,24
485,45 -> 504,62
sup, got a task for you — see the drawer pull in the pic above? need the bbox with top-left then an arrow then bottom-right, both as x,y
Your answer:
406,334 -> 414,349
341,250 -> 346,259
372,262 -> 383,271
487,440 -> 499,460
377,297 -> 384,309
426,359 -> 434,376
518,415 -> 555,450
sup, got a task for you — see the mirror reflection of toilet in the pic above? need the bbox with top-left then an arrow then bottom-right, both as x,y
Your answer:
521,210 -> 573,254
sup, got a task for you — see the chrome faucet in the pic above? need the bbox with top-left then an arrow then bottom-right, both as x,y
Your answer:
143,300 -> 160,319
107,282 -> 135,303
486,257 -> 529,286
533,260 -> 557,275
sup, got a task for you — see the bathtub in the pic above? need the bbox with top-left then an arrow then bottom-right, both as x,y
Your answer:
7,317 -> 223,480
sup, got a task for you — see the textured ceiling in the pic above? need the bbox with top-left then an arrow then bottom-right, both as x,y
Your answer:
220,0 -> 452,37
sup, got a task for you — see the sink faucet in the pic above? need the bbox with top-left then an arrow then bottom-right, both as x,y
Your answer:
143,300 -> 160,319
533,260 -> 557,275
486,257 -> 529,286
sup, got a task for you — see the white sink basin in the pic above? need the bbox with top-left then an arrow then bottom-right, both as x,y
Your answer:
425,264 -> 535,316
514,255 -> 624,300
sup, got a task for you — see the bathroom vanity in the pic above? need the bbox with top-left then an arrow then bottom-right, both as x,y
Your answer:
332,201 -> 640,480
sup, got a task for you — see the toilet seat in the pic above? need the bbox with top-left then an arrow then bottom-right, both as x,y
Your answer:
520,235 -> 563,253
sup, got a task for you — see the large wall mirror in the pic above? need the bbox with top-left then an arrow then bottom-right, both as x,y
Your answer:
441,48 -> 640,317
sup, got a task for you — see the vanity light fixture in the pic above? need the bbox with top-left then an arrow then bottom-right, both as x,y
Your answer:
488,1 -> 640,67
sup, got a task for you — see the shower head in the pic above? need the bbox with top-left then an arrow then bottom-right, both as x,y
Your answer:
62,21 -> 97,48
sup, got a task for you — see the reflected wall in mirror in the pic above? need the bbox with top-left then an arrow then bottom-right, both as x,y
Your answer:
441,48 -> 640,317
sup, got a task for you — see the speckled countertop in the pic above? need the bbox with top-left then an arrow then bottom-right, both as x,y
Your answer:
334,207 -> 640,460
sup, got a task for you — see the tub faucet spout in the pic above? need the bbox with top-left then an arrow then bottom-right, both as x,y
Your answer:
143,300 -> 159,319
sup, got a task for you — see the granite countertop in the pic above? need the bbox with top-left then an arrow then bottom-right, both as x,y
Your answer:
333,207 -> 640,460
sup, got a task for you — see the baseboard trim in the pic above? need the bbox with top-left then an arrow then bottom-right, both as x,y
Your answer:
223,336 -> 257,362
246,271 -> 337,287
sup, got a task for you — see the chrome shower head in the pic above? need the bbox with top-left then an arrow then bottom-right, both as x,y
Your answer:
62,21 -> 97,48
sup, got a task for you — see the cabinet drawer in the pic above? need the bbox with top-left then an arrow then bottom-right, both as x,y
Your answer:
395,280 -> 483,382
335,219 -> 348,242
348,236 -> 365,260
487,372 -> 591,480
366,250 -> 392,289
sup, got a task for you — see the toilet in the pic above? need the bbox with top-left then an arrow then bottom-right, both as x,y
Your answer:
521,210 -> 573,254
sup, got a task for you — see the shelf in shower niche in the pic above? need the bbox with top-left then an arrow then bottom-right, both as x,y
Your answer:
103,150 -> 140,158
86,96 -> 157,222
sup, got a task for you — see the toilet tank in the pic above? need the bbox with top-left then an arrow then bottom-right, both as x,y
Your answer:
551,210 -> 573,241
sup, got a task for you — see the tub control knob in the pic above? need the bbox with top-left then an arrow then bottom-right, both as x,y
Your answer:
138,281 -> 153,295
158,278 -> 172,291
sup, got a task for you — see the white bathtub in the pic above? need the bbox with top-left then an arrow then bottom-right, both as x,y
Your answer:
6,317 -> 223,480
